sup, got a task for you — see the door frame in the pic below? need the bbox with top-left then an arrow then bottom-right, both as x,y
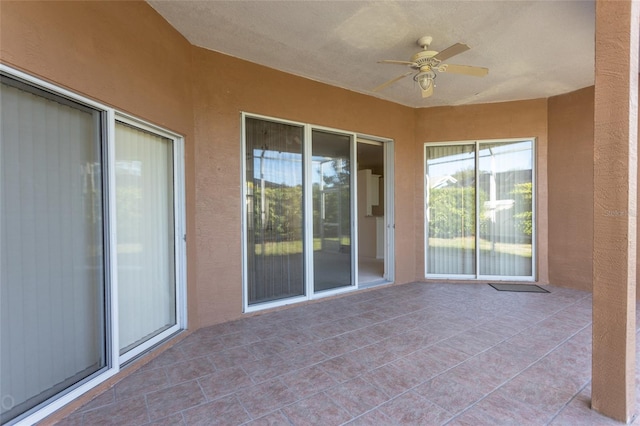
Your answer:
355,136 -> 396,285
423,138 -> 536,281
114,113 -> 188,365
1,64 -> 187,426
306,126 -> 358,297
241,113 -> 396,313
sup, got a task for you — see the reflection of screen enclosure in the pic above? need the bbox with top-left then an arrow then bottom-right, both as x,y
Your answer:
426,140 -> 533,278
312,130 -> 352,292
244,119 -> 355,306
245,118 -> 305,305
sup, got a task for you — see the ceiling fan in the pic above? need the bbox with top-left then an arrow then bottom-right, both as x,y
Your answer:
374,36 -> 489,99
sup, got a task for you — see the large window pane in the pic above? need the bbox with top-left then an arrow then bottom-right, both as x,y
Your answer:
116,122 -> 176,354
312,130 -> 352,292
245,118 -> 304,305
425,145 -> 476,275
1,79 -> 106,423
478,141 -> 533,276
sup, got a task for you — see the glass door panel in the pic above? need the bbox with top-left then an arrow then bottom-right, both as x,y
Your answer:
245,118 -> 305,305
425,145 -> 476,275
1,80 -> 106,424
478,141 -> 533,277
115,122 -> 177,355
312,130 -> 353,292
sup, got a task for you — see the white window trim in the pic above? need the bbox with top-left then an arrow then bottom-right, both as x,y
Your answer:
0,64 -> 187,426
423,137 -> 537,282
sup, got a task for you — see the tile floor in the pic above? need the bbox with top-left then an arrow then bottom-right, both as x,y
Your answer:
52,282 -> 640,425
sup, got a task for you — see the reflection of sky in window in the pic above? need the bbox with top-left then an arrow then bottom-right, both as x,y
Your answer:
479,141 -> 532,172
427,150 -> 474,179
252,151 -> 340,186
253,150 -> 302,186
313,156 -> 341,185
427,141 -> 532,178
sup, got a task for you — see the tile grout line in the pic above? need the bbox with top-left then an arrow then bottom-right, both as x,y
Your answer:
543,380 -> 593,426
58,284 -> 599,425
344,310 -> 593,426
442,321 -> 594,425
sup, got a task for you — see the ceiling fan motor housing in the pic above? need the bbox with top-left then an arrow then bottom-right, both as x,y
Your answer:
411,50 -> 440,69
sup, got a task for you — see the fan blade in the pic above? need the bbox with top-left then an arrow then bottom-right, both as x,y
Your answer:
442,64 -> 489,77
421,84 -> 434,98
378,59 -> 418,66
433,43 -> 470,61
373,72 -> 413,92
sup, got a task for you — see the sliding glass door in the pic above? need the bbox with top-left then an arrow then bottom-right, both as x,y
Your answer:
1,78 -> 107,424
243,116 -> 355,309
425,145 -> 476,276
115,120 -> 180,361
478,141 -> 533,277
312,130 -> 353,292
425,139 -> 534,279
1,68 -> 186,425
245,118 -> 305,305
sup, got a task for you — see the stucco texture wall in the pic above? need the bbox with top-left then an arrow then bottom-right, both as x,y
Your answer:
414,100 -> 550,283
3,0 -> 612,330
0,0 -> 201,326
547,87 -> 595,292
190,48 -> 417,326
0,1 -> 419,329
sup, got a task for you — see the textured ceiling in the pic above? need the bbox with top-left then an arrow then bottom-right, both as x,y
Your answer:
148,0 -> 595,108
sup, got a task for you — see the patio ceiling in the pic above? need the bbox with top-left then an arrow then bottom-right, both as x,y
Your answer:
148,0 -> 595,108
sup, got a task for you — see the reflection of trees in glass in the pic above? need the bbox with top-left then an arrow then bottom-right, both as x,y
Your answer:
451,167 -> 475,187
429,186 -> 486,238
253,183 -> 303,241
250,158 -> 351,246
314,159 -> 351,245
512,182 -> 532,237
429,182 -> 532,240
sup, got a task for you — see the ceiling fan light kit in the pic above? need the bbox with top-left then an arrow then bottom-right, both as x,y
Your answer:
415,70 -> 436,90
415,70 -> 436,98
374,35 -> 488,99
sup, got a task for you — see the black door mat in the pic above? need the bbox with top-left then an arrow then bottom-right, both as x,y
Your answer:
489,283 -> 550,293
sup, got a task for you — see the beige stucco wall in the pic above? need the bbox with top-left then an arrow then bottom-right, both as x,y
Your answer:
190,48 -> 416,326
414,100 -> 550,283
547,87 -> 595,292
3,0 -> 606,329
547,85 -> 640,298
7,1 -> 640,423
0,0 -> 201,327
0,1 -> 418,329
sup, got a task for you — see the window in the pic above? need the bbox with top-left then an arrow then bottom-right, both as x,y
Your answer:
0,66 -> 186,425
425,139 -> 535,279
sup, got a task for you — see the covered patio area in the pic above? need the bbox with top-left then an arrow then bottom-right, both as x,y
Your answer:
52,282 -> 634,425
